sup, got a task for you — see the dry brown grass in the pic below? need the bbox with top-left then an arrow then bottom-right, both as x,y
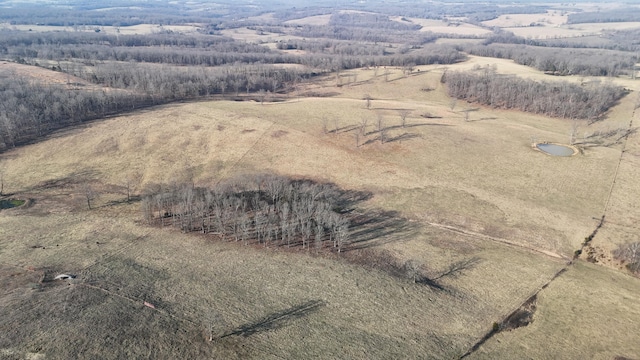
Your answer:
220,27 -> 302,44
0,61 -> 98,89
470,261 -> 640,359
482,11 -> 567,28
1,56 -> 640,358
284,14 -> 332,26
405,17 -> 492,36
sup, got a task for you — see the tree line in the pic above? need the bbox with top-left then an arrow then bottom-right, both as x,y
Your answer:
470,34 -> 638,77
567,9 -> 640,24
0,63 -> 312,151
141,175 -> 351,252
328,12 -> 422,31
1,30 -> 466,71
0,78 -> 150,151
442,69 -> 627,120
289,24 -> 436,45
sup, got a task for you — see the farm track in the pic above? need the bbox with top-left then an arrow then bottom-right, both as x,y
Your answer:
425,221 -> 566,260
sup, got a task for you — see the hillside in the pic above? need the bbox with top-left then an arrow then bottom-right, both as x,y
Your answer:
2,59 -> 640,359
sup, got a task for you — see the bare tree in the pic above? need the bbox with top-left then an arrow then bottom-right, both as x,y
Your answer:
399,110 -> 411,128
376,112 -> 385,143
613,241 -> 640,274
203,309 -> 225,342
314,222 -> 324,253
322,116 -> 329,134
258,89 -> 267,105
0,161 -> 4,196
569,120 -> 579,145
449,99 -> 457,111
404,259 -> 423,283
353,131 -> 360,148
364,94 -> 372,109
82,183 -> 96,210
360,117 -> 369,136
125,172 -> 142,202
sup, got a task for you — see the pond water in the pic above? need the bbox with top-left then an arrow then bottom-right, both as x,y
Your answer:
536,143 -> 575,157
0,199 -> 25,209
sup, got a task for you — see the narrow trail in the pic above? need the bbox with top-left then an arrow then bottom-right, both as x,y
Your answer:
459,97 -> 639,359
425,221 -> 566,260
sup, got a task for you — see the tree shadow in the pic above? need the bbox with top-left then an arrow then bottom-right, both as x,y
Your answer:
470,117 -> 497,122
221,300 -> 326,338
27,169 -> 98,192
102,196 -> 142,208
345,209 -> 420,250
329,124 -> 360,134
334,188 -> 374,210
415,257 -> 481,292
420,114 -> 443,119
415,276 -> 446,291
432,257 -> 482,281
385,133 -> 423,143
405,122 -> 451,128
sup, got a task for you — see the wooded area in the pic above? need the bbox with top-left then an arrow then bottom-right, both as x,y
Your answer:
0,1 -> 638,151
141,175 -> 353,252
442,69 -> 627,120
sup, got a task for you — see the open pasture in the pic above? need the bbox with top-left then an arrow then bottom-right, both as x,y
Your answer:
2,56 -> 640,358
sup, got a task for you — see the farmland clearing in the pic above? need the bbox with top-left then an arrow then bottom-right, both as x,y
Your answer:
2,53 -> 640,358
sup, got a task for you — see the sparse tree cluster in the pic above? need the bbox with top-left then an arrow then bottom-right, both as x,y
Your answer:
613,242 -> 640,275
442,69 -> 627,120
141,175 -> 350,252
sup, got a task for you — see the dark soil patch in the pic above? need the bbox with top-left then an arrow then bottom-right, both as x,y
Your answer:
502,294 -> 537,331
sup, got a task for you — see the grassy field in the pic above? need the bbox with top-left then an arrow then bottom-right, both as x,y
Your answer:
470,261 -> 640,359
1,57 -> 640,358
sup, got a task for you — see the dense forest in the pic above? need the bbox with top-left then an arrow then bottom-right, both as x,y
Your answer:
567,8 -> 640,24
442,69 -> 627,120
464,42 -> 637,77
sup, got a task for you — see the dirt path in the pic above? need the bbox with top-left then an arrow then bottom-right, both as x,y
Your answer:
426,221 -> 566,260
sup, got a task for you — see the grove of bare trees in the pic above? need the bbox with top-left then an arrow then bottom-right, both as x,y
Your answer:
613,242 -> 640,275
141,175 -> 351,253
442,69 -> 627,120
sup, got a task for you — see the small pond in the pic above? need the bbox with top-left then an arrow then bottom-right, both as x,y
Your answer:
536,143 -> 576,157
0,199 -> 25,209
